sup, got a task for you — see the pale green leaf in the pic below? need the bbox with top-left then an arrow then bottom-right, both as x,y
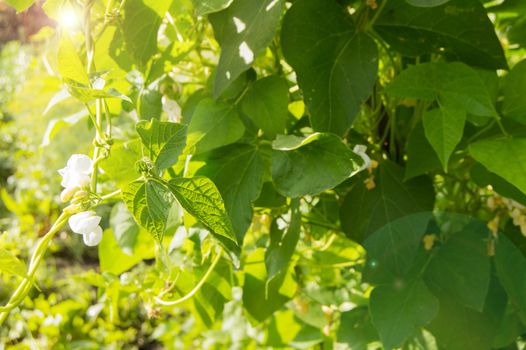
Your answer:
0,248 -> 27,278
4,0 -> 35,12
58,36 -> 89,85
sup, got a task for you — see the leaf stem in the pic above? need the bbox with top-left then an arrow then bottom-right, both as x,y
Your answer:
154,248 -> 223,306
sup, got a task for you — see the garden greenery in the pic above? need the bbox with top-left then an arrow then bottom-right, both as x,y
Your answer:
2,0 -> 526,348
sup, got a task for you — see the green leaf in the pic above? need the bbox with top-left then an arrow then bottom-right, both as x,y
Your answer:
240,76 -> 289,138
63,79 -> 131,104
424,221 -> 491,311
422,105 -> 466,171
137,86 -> 162,120
469,138 -> 526,195
428,275 -> 507,350
123,180 -> 173,243
503,60 -> 526,125
167,177 -> 238,246
209,0 -> 285,97
185,98 -> 245,155
4,0 -> 35,12
0,248 -> 27,278
243,248 -> 297,322
123,0 -> 170,67
266,199 -> 301,286
58,36 -> 89,85
281,0 -> 378,135
136,119 -> 187,169
405,122 -> 442,180
337,307 -> 378,350
369,279 -> 439,349
387,62 -> 497,117
375,0 -> 507,70
271,133 -> 363,198
195,144 -> 264,242
471,163 -> 526,206
341,161 -> 435,242
406,0 -> 450,6
100,139 -> 142,188
363,213 -> 431,285
110,202 -> 140,255
495,234 -> 526,325
192,0 -> 233,16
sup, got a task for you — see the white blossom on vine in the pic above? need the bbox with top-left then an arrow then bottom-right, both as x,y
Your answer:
58,154 -> 93,202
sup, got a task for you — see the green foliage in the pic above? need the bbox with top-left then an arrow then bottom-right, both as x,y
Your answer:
3,0 -> 526,348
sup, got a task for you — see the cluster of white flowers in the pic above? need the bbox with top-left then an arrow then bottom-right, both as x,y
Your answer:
58,154 -> 93,202
487,195 -> 526,236
59,154 -> 103,247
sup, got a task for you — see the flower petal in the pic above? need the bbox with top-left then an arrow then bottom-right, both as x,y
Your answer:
69,211 -> 101,234
67,154 -> 93,175
83,226 -> 103,246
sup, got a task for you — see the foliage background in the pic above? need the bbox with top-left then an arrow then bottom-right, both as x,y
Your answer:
1,0 -> 526,349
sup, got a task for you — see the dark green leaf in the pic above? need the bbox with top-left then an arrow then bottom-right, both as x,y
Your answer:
406,0 -> 450,6
271,133 -> 363,197
136,119 -> 187,169
341,161 -> 435,242
241,76 -> 289,138
369,279 -> 439,349
210,0 -> 284,97
424,221 -> 491,311
375,0 -> 507,70
123,179 -> 174,243
469,138 -> 526,195
503,60 -> 526,125
363,213 -> 431,285
195,144 -> 264,242
281,0 -> 378,135
422,105 -> 466,171
428,275 -> 507,350
405,122 -> 442,180
495,234 -> 526,325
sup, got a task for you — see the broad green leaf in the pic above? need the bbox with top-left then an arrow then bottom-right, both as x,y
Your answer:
110,202 -> 140,255
185,98 -> 244,155
406,0 -> 450,6
209,0 -> 285,97
195,144 -> 264,242
469,138 -> 526,195
266,199 -> 301,286
495,234 -> 526,325
422,105 -> 466,171
387,62 -> 497,117
63,79 -> 131,104
341,161 -> 435,242
137,86 -> 162,120
375,0 -> 507,70
192,0 -> 233,16
58,36 -> 89,85
337,307 -> 378,350
266,310 -> 322,348
424,221 -> 491,311
405,122 -> 441,180
281,0 -> 378,135
369,279 -> 439,349
243,248 -> 297,322
503,60 -> 526,125
100,139 -> 142,188
122,0 -> 170,67
271,133 -> 363,198
0,248 -> 27,278
4,0 -> 35,12
136,119 -> 187,169
428,276 -> 507,350
241,76 -> 289,138
167,177 -> 238,247
363,213 -> 431,285
123,180 -> 173,243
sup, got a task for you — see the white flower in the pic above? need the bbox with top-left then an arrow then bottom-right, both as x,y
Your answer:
58,154 -> 92,202
82,226 -> 103,246
69,211 -> 101,234
353,144 -> 372,172
68,211 -> 104,247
